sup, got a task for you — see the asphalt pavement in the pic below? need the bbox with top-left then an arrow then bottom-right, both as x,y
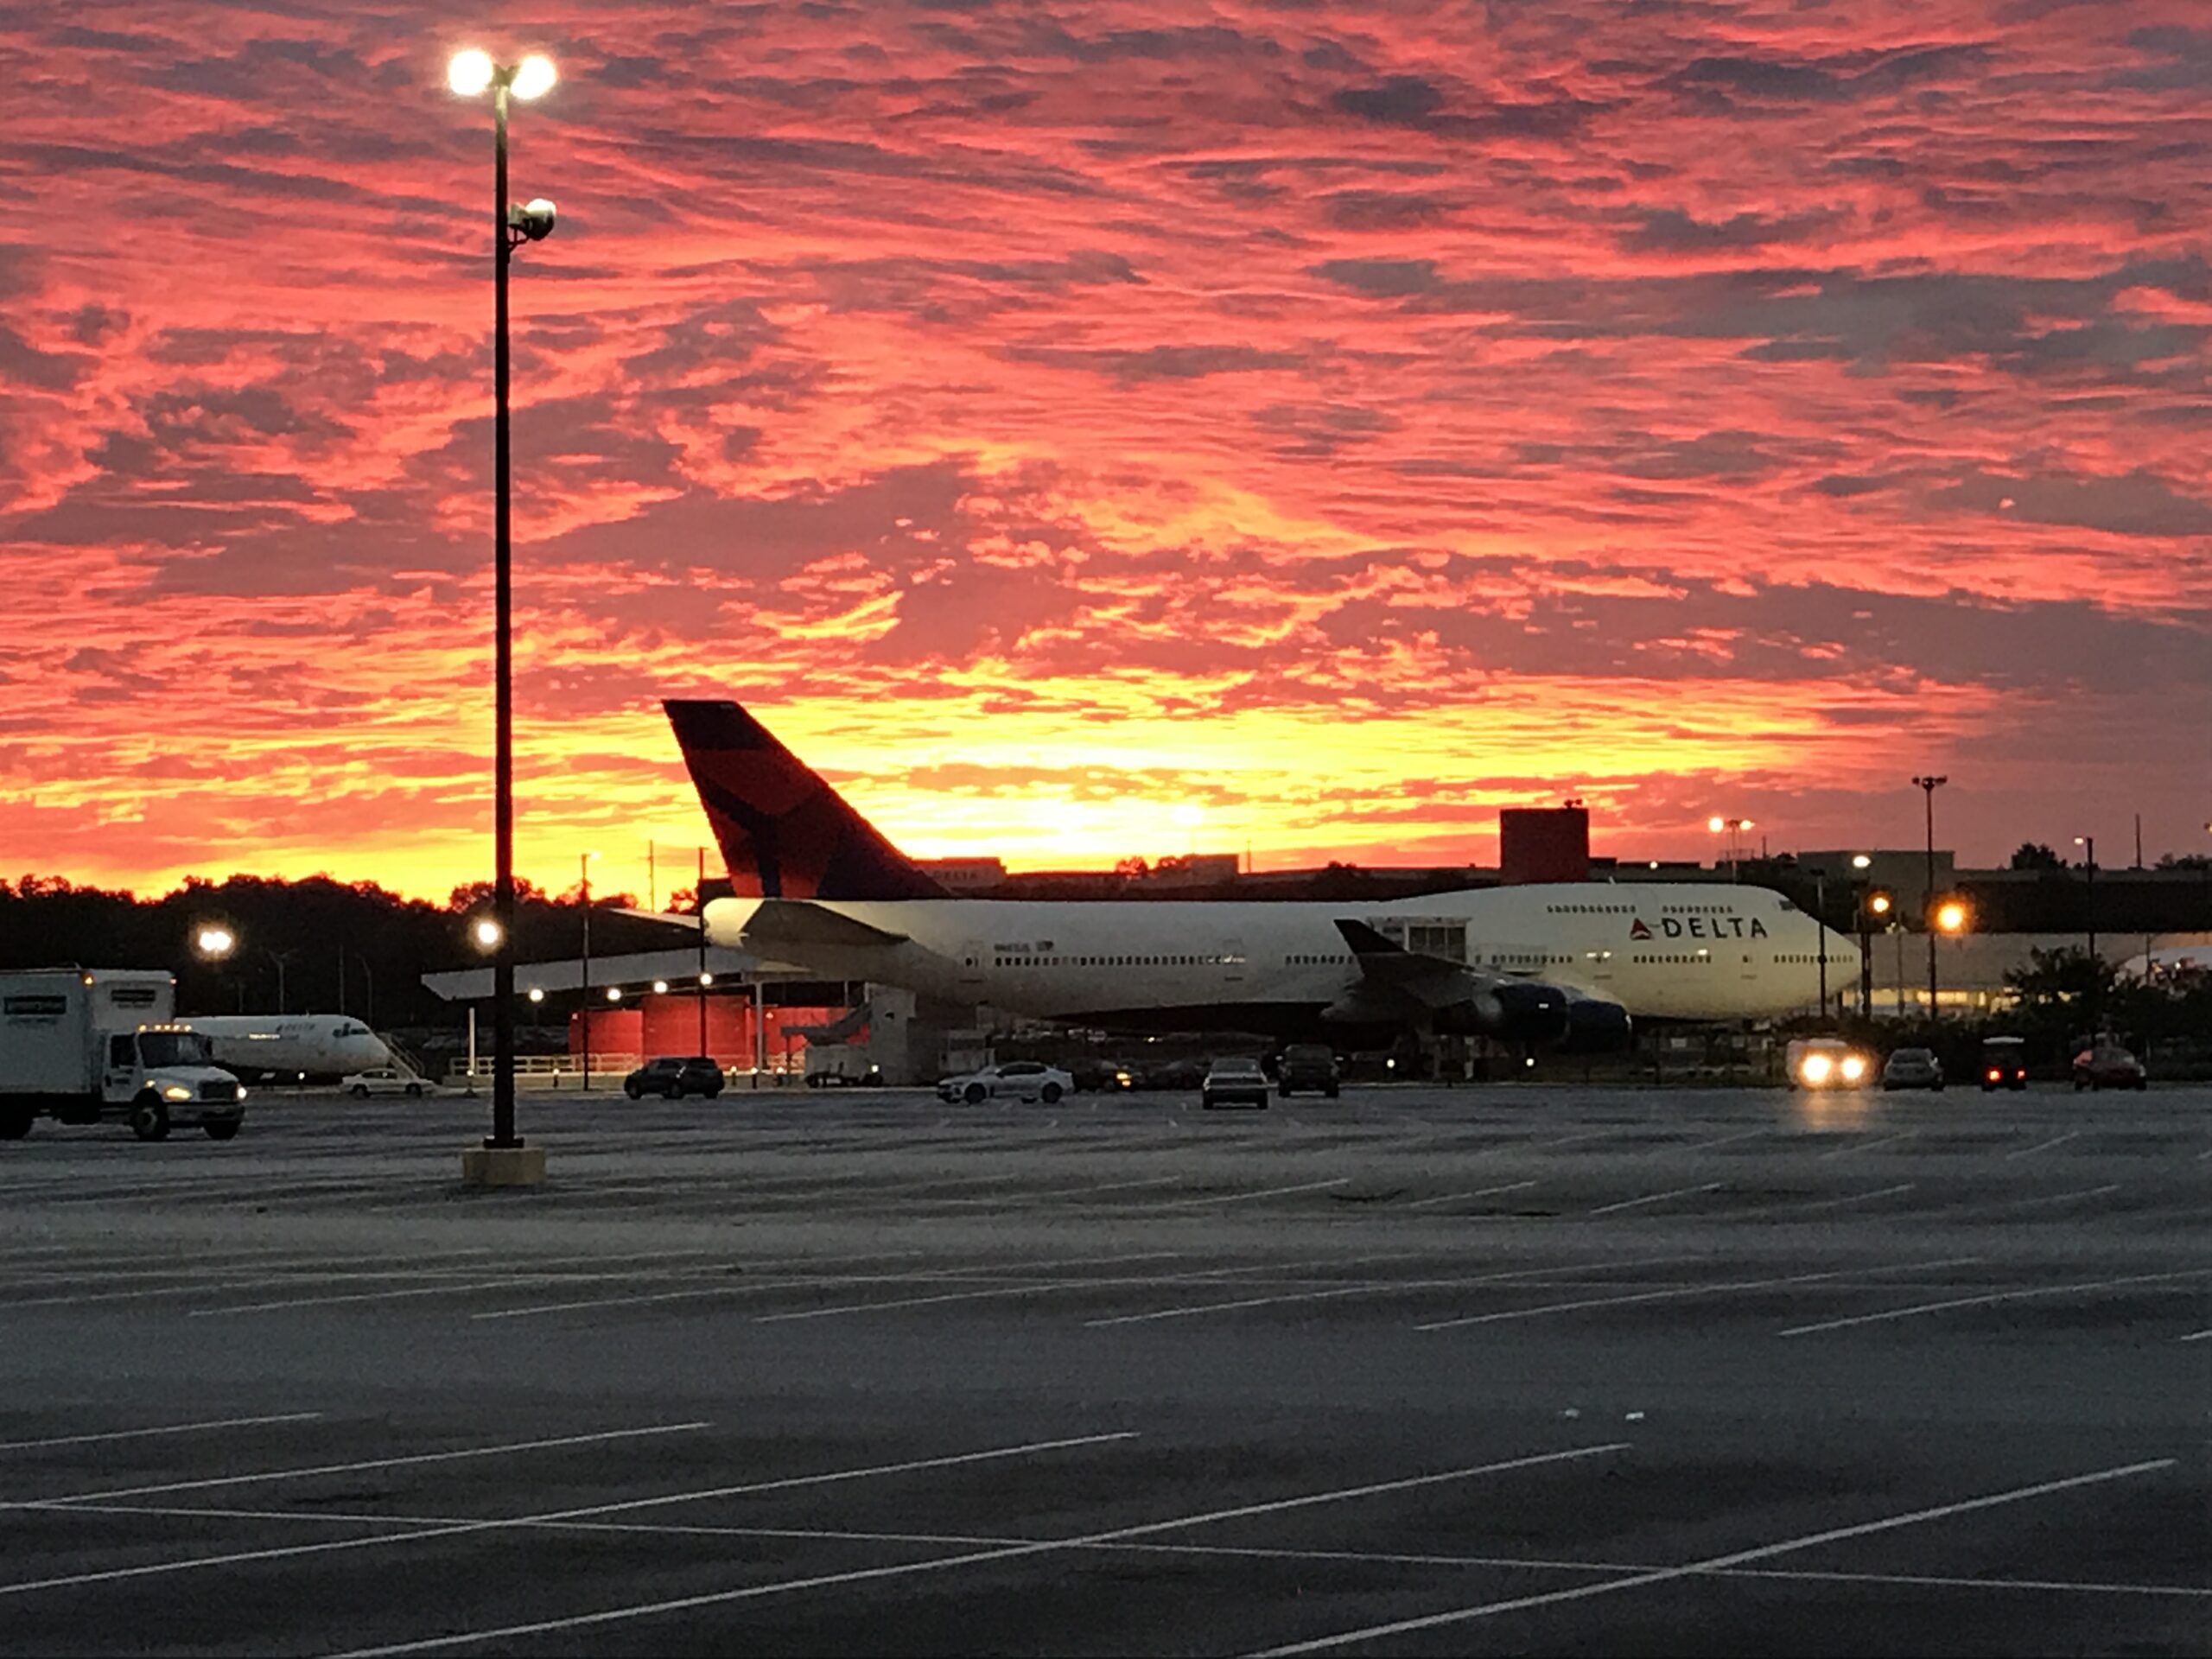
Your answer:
0,1082 -> 2204,1656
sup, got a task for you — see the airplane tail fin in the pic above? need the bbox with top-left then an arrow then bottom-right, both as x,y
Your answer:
664,701 -> 949,901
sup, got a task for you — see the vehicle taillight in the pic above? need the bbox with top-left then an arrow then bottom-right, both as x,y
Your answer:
1986,1069 -> 2001,1081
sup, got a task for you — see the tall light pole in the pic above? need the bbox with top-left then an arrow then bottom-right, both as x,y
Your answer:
696,847 -> 710,1058
580,849 -> 599,1090
1707,816 -> 1752,881
1860,885 -> 1891,1019
193,924 -> 238,1014
1911,775 -> 1947,1014
449,48 -> 557,1156
2073,835 -> 2097,964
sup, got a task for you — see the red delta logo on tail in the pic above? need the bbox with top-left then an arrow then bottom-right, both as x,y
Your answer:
664,701 -> 948,902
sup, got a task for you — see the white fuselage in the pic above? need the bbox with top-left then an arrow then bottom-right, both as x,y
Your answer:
707,882 -> 1856,1027
177,1015 -> 393,1081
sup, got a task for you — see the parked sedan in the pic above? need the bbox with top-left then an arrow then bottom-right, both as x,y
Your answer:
1201,1058 -> 1272,1110
341,1067 -> 427,1099
1879,1047 -> 1945,1091
622,1056 -> 726,1100
938,1061 -> 1073,1105
2071,1044 -> 2147,1091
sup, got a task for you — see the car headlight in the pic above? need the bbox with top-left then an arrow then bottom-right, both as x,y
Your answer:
1840,1055 -> 1866,1083
1800,1053 -> 1834,1084
162,1085 -> 193,1101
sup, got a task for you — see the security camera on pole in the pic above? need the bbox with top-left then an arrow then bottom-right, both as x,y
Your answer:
450,46 -> 559,1186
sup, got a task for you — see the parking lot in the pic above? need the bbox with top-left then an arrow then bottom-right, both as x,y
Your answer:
1,1084 -> 2205,1655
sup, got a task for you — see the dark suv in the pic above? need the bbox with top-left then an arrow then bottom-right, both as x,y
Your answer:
622,1056 -> 725,1100
1276,1043 -> 1341,1099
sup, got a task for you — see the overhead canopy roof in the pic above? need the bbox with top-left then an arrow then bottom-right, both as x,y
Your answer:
419,946 -> 801,1002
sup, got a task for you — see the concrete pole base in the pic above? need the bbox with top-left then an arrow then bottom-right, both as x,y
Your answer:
461,1143 -> 547,1187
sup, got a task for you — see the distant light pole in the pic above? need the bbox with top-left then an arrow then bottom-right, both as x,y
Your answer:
1860,886 -> 1891,1019
1707,816 -> 1753,881
579,849 -> 599,1090
1813,872 -> 1829,1019
448,45 -> 558,1154
193,924 -> 239,1013
696,847 -> 710,1057
2073,835 -> 2097,964
1911,775 -> 1947,1014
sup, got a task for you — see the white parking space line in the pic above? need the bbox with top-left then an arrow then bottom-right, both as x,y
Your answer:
2180,1330 -> 2212,1342
187,1273 -> 662,1317
60,1499 -> 2212,1604
1249,1459 -> 2177,1655
1735,1185 -> 1915,1218
2006,1131 -> 2082,1160
1587,1182 -> 1724,1217
1944,1184 -> 2123,1217
1402,1181 -> 1537,1210
1083,1259 -> 1693,1328
472,1253 -> 951,1320
1415,1255 -> 1982,1333
0,1413 -> 322,1452
325,1441 -> 1630,1657
1131,1178 -> 1351,1210
1,1432 -> 1136,1599
1818,1131 -> 1913,1160
753,1255 -> 1327,1325
1779,1267 -> 2212,1337
928,1175 -> 1189,1206
9,1421 -> 710,1509
1680,1128 -> 1770,1153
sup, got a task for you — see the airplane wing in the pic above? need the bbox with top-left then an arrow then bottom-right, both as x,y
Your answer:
1332,918 -> 1628,1048
1332,918 -> 1481,1009
739,899 -> 910,952
614,907 -> 700,930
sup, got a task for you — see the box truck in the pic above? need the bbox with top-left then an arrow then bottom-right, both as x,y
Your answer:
0,969 -> 247,1142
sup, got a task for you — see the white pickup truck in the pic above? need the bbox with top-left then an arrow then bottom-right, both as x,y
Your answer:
0,969 -> 247,1142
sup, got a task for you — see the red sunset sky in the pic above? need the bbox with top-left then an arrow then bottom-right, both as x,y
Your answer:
3,1 -> 2209,902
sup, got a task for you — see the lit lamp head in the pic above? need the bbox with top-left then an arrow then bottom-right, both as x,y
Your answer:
652,980 -> 669,995
1707,816 -> 1726,834
605,986 -> 622,1003
470,917 -> 504,951
698,972 -> 714,987
1936,899 -> 1969,935
447,48 -> 556,100
527,987 -> 545,1004
1852,854 -> 1872,870
193,925 -> 236,961
1868,891 -> 1893,918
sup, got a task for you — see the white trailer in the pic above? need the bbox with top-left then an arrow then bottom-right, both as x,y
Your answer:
0,969 -> 247,1142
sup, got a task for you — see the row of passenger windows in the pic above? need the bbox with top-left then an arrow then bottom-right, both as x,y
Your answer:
1630,953 -> 1714,964
1545,903 -> 1634,914
981,954 -> 1243,969
1775,953 -> 1851,965
1287,955 -> 1351,965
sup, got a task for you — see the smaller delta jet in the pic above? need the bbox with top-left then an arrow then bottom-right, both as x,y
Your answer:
177,1015 -> 397,1084
666,701 -> 1857,1049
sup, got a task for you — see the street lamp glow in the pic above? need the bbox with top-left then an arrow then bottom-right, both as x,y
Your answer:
699,972 -> 714,986
1936,900 -> 1968,934
527,987 -> 544,1003
1707,816 -> 1726,833
605,986 -> 622,1002
471,917 -> 504,950
652,979 -> 669,995
194,925 -> 236,960
448,48 -> 494,96
1852,854 -> 1872,870
1869,893 -> 1893,916
511,54 -> 557,100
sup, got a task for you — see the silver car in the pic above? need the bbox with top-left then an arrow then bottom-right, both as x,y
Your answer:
937,1061 -> 1072,1105
1201,1058 -> 1271,1110
1879,1048 -> 1945,1091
